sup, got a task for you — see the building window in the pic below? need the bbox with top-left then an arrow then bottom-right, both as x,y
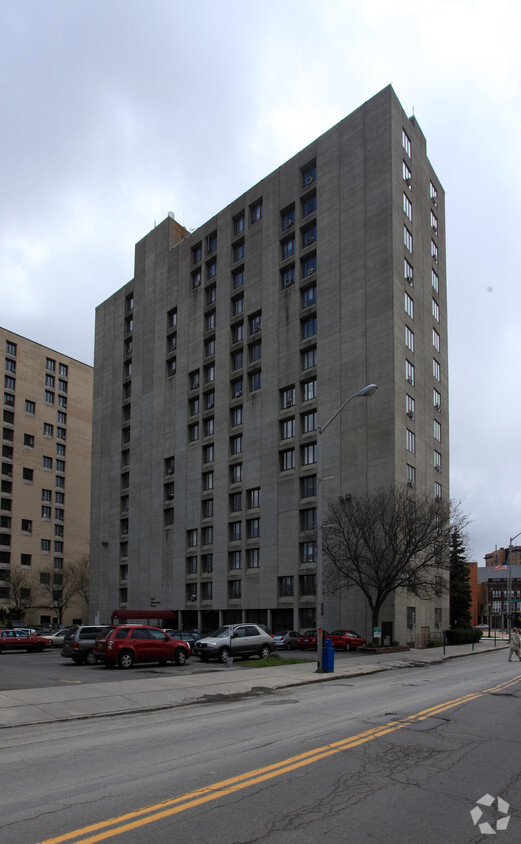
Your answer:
405,292 -> 414,319
201,581 -> 213,601
232,268 -> 244,290
186,556 -> 197,575
22,467 -> 33,482
189,370 -> 200,391
187,529 -> 197,548
192,269 -> 202,289
432,299 -> 440,322
203,444 -> 214,464
189,396 -> 200,416
281,207 -> 295,230
405,326 -> 414,352
25,400 -> 35,414
247,518 -> 260,538
231,378 -> 243,399
301,475 -> 317,498
43,423 -> 53,436
301,508 -> 316,530
302,379 -> 317,401
205,390 -> 215,410
4,393 -> 14,407
406,360 -> 414,386
433,328 -> 440,352
46,358 -> 55,372
302,224 -> 316,248
204,338 -> 215,358
430,181 -> 438,203
407,464 -> 416,487
434,420 -> 441,442
279,576 -> 294,597
232,322 -> 244,344
249,371 -> 261,392
21,519 -> 32,533
204,417 -> 214,437
301,315 -> 317,339
249,312 -> 262,335
230,491 -> 242,512
406,394 -> 415,417
432,270 -> 439,293
403,193 -> 412,221
302,192 -> 316,217
281,237 -> 295,261
435,481 -> 442,500
302,346 -> 317,370
207,231 -> 217,253
228,580 -> 241,599
247,548 -> 260,568
281,266 -> 295,289
5,359 -> 15,373
403,225 -> 413,253
167,308 -> 177,330
281,417 -> 295,440
43,455 -> 52,469
433,358 -> 440,381
431,240 -> 438,263
4,376 -> 15,390
41,505 -> 51,519
202,526 -> 213,545
302,254 -> 317,278
301,410 -> 317,434
229,521 -> 241,541
404,258 -> 413,284
203,471 -> 214,490
230,463 -> 242,484
433,389 -> 441,410
403,160 -> 412,185
205,310 -> 216,332
24,434 -> 34,448
6,341 -> 16,356
230,434 -> 243,455
230,406 -> 243,427
281,386 -> 295,409
206,259 -> 217,280
56,459 -> 65,472
247,487 -> 260,509
280,449 -> 295,471
56,427 -> 66,441
249,341 -> 261,363
300,574 -> 316,596
430,211 -> 438,234
250,199 -> 263,223
233,241 -> 245,262
301,443 -> 317,466
229,550 -> 241,570
204,363 -> 215,384
302,160 -> 316,187
192,243 -> 202,264
406,429 -> 415,454
232,295 -> 244,317
402,129 -> 411,157
233,213 -> 245,235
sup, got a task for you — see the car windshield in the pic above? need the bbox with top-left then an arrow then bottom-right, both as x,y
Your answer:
208,627 -> 234,638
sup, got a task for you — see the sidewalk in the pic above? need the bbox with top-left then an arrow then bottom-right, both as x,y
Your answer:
0,639 -> 509,729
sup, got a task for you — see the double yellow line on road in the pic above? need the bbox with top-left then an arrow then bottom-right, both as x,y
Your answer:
36,674 -> 521,844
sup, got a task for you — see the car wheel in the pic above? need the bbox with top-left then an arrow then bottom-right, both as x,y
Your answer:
174,648 -> 187,666
285,643 -> 292,650
344,643 -> 351,651
218,647 -> 230,664
118,651 -> 134,669
85,650 -> 97,666
259,645 -> 271,660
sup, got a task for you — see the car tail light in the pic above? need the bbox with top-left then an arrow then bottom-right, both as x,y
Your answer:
73,642 -> 79,650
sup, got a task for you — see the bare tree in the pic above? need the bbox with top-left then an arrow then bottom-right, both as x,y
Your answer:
6,567 -> 33,619
323,486 -> 466,637
36,559 -> 88,625
71,555 -> 89,607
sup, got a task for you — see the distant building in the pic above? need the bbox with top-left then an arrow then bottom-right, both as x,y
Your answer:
477,560 -> 521,630
90,86 -> 448,644
0,328 -> 93,626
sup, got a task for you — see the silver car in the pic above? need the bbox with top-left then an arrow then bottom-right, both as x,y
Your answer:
194,623 -> 275,663
273,630 -> 300,650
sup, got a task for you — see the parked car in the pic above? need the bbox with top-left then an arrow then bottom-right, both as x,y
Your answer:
298,629 -> 329,650
12,627 -> 36,635
193,624 -> 275,663
164,629 -> 199,650
93,625 -> 191,669
39,629 -> 69,647
61,624 -> 107,665
0,630 -> 52,653
273,631 -> 300,650
257,624 -> 274,638
328,630 -> 366,650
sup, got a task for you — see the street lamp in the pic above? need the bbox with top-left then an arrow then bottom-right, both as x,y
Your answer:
316,383 -> 378,672
507,530 -> 521,638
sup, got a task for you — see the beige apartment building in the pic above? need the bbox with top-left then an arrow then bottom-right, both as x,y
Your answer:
90,86 -> 449,644
1,328 -> 93,626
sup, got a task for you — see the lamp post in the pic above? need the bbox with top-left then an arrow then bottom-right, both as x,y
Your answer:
507,530 -> 521,638
316,383 -> 378,672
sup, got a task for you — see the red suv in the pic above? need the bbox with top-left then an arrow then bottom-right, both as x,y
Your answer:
94,625 -> 191,669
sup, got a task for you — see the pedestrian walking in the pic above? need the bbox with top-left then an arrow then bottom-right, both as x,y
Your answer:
508,627 -> 521,661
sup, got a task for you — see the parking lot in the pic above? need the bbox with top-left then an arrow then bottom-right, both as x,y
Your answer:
0,643 -> 368,692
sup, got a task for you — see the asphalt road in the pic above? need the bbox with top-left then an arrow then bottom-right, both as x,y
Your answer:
2,650 -> 520,844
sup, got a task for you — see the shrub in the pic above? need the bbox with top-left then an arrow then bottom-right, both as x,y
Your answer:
426,639 -> 442,648
445,628 -> 483,645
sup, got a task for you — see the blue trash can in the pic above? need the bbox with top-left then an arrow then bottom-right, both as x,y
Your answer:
322,638 -> 334,672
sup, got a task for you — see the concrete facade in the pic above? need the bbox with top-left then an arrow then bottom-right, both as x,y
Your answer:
1,328 -> 93,626
90,87 -> 449,644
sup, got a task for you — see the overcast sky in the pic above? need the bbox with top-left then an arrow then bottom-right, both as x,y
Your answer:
1,0 -> 520,565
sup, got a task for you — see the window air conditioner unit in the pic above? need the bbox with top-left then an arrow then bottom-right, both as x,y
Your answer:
285,399 -> 293,408
407,410 -> 415,419
435,465 -> 442,472
434,403 -> 441,412
405,177 -> 412,188
206,567 -> 212,573
306,175 -> 314,185
407,277 -> 414,287
407,481 -> 415,488
122,505 -> 129,511
433,198 -> 438,207
307,266 -> 315,276
407,376 -> 414,384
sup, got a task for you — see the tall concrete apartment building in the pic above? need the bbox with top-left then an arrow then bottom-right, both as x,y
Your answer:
1,328 -> 93,626
90,87 -> 448,644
